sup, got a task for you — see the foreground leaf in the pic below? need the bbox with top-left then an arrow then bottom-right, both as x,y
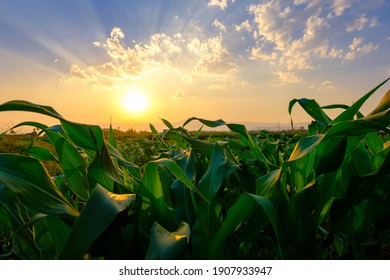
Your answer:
146,222 -> 190,260
59,184 -> 135,259
0,154 -> 78,217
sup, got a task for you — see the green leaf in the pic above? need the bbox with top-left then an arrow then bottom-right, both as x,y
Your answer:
206,193 -> 282,259
289,98 -> 331,128
153,158 -> 208,202
324,117 -> 390,139
0,154 -> 78,217
140,162 -> 176,230
171,151 -> 197,226
288,135 -> 324,161
0,121 -> 48,138
59,184 -> 135,259
146,222 -> 190,260
33,215 -> 67,259
161,118 -> 174,130
106,142 -> 141,180
46,130 -> 89,200
27,146 -> 56,161
108,123 -> 117,149
314,137 -> 348,175
369,88 -> 390,115
198,143 -> 228,203
256,169 -> 282,200
60,120 -> 104,151
0,184 -> 41,259
88,142 -> 123,192
331,77 -> 390,123
164,130 -> 215,157
0,100 -> 63,119
192,143 -> 231,258
183,117 -> 274,171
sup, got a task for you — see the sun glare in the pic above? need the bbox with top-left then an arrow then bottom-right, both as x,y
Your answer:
123,91 -> 149,114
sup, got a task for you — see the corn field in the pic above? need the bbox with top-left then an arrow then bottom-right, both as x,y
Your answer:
1,78 -> 390,259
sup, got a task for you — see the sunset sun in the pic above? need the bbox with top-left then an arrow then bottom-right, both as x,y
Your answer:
122,90 -> 149,114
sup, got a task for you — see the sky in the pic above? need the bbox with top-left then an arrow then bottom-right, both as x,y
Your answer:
0,0 -> 389,132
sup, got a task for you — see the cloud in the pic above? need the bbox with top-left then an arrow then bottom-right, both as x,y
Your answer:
345,37 -> 378,60
250,47 -> 277,62
212,19 -> 227,32
247,0 -> 381,78
208,0 -> 228,10
235,20 -> 251,32
318,80 -> 336,91
346,14 -> 378,32
249,2 -> 331,71
171,89 -> 186,101
66,27 -> 240,90
274,71 -> 302,84
330,0 -> 352,17
187,34 -> 238,76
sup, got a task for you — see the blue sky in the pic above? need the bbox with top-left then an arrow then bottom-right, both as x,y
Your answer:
0,0 -> 389,131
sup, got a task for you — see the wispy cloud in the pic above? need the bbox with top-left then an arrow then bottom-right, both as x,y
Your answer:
171,88 -> 186,101
318,80 -> 336,91
329,0 -> 352,18
212,19 -> 227,32
345,37 -> 378,60
346,14 -> 378,32
274,71 -> 302,84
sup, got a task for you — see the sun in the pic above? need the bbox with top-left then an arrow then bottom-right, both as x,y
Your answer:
122,90 -> 149,114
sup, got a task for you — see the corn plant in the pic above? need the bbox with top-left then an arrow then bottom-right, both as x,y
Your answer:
0,77 -> 390,259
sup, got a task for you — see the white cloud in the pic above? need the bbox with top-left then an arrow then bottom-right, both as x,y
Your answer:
249,2 -> 330,71
235,20 -> 251,32
328,47 -> 344,58
187,34 -> 238,76
330,0 -> 352,17
346,14 -> 378,32
212,19 -> 227,32
250,47 -> 277,62
293,0 -> 310,5
274,71 -> 302,84
318,80 -> 336,91
66,27 -> 240,90
208,0 -> 228,10
247,0 -> 382,76
345,37 -> 379,60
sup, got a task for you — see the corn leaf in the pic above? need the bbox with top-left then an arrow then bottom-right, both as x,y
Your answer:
369,88 -> 390,115
60,120 -> 104,151
0,100 -> 63,119
0,154 -> 78,217
146,221 -> 190,260
289,98 -> 331,127
46,130 -> 89,200
58,184 -> 135,259
288,135 -> 324,161
331,77 -> 389,123
206,193 -> 281,259
88,142 -> 123,192
0,121 -> 48,138
0,184 -> 41,259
